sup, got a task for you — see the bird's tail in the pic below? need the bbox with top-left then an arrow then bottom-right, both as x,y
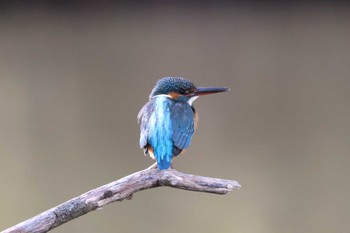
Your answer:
157,156 -> 171,170
149,95 -> 174,170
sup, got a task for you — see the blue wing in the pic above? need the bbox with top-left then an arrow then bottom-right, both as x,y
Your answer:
171,102 -> 195,155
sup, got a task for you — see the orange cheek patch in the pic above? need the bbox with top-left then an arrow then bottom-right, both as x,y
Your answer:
168,92 -> 180,99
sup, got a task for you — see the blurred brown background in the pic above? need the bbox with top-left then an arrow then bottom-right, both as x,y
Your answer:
1,1 -> 350,232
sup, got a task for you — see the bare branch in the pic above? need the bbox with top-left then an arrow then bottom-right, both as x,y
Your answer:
2,165 -> 241,233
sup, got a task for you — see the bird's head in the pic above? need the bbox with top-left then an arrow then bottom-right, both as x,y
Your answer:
150,77 -> 229,105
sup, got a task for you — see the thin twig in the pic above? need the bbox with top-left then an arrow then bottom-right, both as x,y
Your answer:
2,164 -> 241,233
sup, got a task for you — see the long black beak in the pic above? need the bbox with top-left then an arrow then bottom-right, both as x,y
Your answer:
189,86 -> 230,97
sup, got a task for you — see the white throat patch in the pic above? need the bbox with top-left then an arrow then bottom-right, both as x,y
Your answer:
187,96 -> 199,106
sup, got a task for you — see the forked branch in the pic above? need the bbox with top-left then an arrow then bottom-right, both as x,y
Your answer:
2,164 -> 241,233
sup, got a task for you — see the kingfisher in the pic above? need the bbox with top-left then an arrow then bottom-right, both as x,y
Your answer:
137,77 -> 229,170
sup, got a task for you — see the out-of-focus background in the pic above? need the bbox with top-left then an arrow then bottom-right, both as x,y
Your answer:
1,1 -> 350,232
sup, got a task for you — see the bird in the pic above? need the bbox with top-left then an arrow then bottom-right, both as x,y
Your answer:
137,77 -> 229,170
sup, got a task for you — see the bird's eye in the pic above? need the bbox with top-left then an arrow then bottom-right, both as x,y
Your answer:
179,89 -> 193,95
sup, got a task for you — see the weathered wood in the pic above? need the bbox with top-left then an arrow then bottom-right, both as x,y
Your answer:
2,165 -> 241,233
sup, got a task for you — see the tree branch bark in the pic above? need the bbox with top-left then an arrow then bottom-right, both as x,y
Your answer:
2,164 -> 241,233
